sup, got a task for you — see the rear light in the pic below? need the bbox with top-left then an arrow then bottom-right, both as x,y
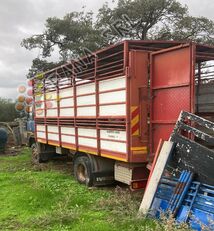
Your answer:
131,180 -> 147,190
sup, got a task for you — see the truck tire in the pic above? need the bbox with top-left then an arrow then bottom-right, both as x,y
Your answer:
31,143 -> 48,164
73,156 -> 93,187
28,136 -> 35,148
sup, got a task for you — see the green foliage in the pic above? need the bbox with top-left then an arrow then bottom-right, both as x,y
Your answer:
0,149 -> 112,230
97,0 -> 214,43
0,149 -> 191,231
21,11 -> 104,60
0,98 -> 19,122
22,0 -> 214,79
169,16 -> 214,43
0,148 -> 191,231
26,58 -> 62,79
96,0 -> 188,41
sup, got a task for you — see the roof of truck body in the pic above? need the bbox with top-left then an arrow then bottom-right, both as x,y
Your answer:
32,40 -> 214,80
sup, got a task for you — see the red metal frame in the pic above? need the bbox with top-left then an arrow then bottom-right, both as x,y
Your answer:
128,50 -> 149,162
150,44 -> 196,156
33,40 -> 214,164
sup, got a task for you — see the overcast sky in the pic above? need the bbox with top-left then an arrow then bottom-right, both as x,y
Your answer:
0,0 -> 214,100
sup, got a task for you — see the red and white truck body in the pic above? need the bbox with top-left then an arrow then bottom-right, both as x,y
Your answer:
32,40 -> 214,188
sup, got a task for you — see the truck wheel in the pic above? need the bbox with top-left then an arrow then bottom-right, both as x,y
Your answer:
31,143 -> 40,164
73,156 -> 93,187
31,143 -> 48,164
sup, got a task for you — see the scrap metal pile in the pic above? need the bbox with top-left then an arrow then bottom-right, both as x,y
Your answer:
0,119 -> 27,154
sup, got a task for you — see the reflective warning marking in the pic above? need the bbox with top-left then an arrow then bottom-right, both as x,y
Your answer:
131,146 -> 148,155
131,106 -> 140,136
131,146 -> 147,151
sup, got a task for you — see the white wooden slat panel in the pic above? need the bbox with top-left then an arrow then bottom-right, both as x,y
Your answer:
35,94 -> 44,101
78,128 -> 97,148
48,133 -> 59,141
45,91 -> 58,118
61,135 -> 76,144
47,99 -> 58,108
46,91 -> 57,100
78,137 -> 97,148
37,131 -> 46,139
36,109 -> 45,117
36,125 -> 46,132
99,76 -> 126,92
77,95 -> 95,106
46,109 -> 57,117
99,104 -> 126,116
35,102 -> 45,109
47,125 -> 59,141
60,98 -> 74,107
99,90 -> 125,104
78,128 -> 97,138
47,126 -> 59,133
60,108 -> 74,117
35,100 -> 45,117
101,140 -> 126,153
76,83 -> 95,95
59,87 -> 73,97
77,106 -> 96,116
61,127 -> 75,135
100,130 -> 126,141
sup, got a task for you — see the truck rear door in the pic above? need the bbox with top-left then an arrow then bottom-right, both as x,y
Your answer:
150,44 -> 195,155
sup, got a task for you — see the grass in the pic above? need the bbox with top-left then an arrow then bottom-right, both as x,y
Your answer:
0,148 -> 190,231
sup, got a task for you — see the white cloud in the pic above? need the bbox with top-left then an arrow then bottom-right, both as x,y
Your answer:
0,0 -> 213,100
0,0 -> 108,100
179,0 -> 214,19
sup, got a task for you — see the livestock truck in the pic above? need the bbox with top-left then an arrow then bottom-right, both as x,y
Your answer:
31,40 -> 214,189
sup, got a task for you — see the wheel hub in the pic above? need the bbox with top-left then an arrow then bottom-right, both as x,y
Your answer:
77,164 -> 87,182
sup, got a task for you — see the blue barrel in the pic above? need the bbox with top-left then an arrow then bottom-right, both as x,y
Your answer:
27,120 -> 35,132
0,128 -> 8,153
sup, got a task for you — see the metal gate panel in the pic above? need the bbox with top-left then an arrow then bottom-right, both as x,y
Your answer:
128,50 -> 149,162
150,44 -> 195,154
152,87 -> 191,121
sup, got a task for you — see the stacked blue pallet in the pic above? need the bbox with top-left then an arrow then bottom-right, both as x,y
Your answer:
150,170 -> 214,231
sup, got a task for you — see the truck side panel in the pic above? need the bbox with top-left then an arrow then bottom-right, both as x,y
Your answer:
34,50 -> 150,163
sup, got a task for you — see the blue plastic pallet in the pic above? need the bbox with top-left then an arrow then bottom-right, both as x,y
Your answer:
150,171 -> 214,231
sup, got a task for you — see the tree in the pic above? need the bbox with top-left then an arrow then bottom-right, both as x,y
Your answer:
166,16 -> 214,44
22,0 -> 214,77
96,0 -> 187,41
96,0 -> 214,43
21,11 -> 104,61
26,58 -> 62,79
0,98 -> 19,122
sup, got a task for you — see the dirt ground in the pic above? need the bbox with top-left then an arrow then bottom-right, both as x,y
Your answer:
0,145 -> 23,156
